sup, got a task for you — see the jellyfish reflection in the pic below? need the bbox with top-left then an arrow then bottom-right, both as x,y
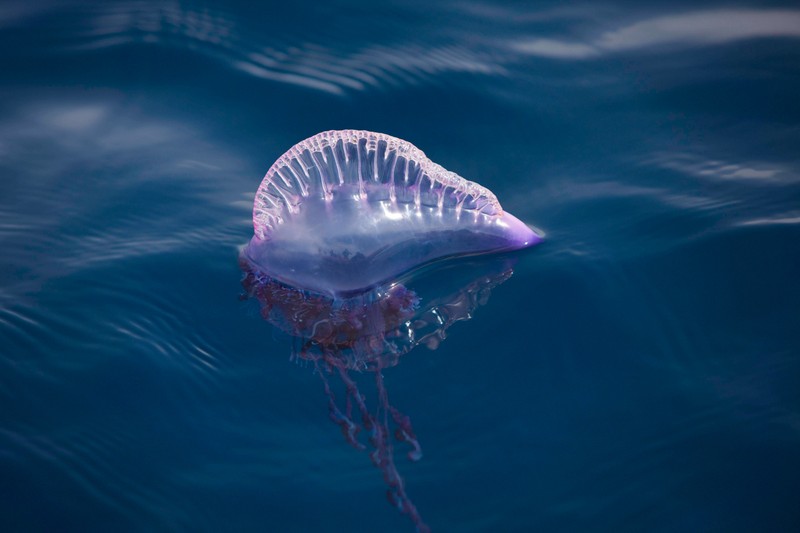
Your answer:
240,254 -> 518,532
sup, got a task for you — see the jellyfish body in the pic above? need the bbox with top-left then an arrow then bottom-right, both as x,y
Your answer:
241,131 -> 542,531
244,130 -> 541,295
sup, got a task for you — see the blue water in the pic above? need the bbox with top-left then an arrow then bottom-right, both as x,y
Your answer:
1,1 -> 799,531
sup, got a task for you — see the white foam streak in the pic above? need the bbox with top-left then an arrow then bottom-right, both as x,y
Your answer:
512,9 -> 800,60
737,214 -> 800,227
598,10 -> 800,51
512,39 -> 598,59
645,152 -> 791,183
233,61 -> 344,95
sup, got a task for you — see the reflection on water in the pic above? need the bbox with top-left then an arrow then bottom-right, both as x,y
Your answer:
1,1 -> 799,531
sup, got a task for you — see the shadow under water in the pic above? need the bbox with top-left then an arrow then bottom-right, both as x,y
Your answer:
239,253 -> 519,532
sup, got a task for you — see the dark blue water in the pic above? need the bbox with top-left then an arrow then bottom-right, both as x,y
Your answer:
2,2 -> 799,531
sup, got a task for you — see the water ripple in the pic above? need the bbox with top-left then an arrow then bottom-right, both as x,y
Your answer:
5,2 -> 800,99
5,2 -> 505,96
1,2 -> 799,529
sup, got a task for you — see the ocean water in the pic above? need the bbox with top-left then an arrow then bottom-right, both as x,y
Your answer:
1,1 -> 799,531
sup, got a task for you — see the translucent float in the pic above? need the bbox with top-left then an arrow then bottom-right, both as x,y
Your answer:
243,130 -> 541,295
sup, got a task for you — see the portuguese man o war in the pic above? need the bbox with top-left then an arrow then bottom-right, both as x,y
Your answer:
240,131 -> 542,531
243,130 -> 541,295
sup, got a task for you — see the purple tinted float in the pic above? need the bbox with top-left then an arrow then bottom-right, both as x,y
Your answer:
244,130 -> 541,294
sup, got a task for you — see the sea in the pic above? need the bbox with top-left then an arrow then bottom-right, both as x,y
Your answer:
1,1 -> 798,531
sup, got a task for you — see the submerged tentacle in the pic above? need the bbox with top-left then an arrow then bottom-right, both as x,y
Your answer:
326,362 -> 429,532
312,350 -> 365,450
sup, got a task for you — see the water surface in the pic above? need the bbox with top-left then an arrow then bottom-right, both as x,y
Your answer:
1,1 -> 799,531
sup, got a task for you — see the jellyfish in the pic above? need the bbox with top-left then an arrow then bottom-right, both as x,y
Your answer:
240,131 -> 541,531
243,130 -> 541,296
